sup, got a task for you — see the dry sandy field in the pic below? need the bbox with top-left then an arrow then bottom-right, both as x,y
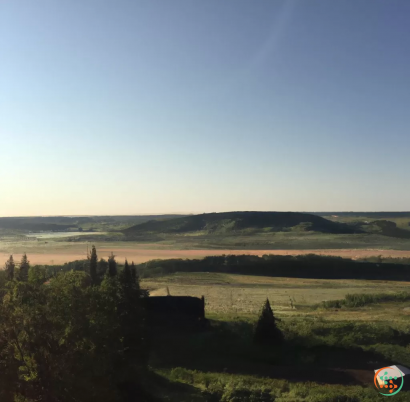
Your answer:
2,247 -> 410,266
4,247 -> 410,265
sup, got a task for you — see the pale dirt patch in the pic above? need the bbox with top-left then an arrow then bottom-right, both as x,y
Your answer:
2,248 -> 410,266
149,288 -> 169,296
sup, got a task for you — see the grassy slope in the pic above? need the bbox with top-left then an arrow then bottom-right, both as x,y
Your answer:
123,211 -> 357,235
3,212 -> 410,253
0,215 -> 187,233
320,212 -> 410,233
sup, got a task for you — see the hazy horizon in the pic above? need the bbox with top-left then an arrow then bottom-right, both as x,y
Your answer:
2,0 -> 409,216
2,210 -> 410,219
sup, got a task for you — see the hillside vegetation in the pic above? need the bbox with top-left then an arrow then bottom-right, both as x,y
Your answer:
318,212 -> 410,237
0,215 -> 187,233
123,211 -> 357,236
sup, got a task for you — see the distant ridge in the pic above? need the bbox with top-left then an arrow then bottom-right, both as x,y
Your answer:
0,215 -> 187,232
314,212 -> 410,218
123,211 -> 356,235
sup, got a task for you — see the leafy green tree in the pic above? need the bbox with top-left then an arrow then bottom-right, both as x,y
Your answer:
98,257 -> 109,278
5,255 -> 15,281
0,268 -> 149,401
253,298 -> 283,345
108,252 -> 117,277
28,265 -> 48,285
89,245 -> 98,285
18,254 -> 30,282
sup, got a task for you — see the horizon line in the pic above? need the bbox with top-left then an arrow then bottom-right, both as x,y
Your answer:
1,210 -> 410,218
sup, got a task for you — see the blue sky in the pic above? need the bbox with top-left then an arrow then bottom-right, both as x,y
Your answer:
1,0 -> 409,215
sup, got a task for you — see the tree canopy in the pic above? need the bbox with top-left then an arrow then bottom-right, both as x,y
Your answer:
0,249 -> 149,402
18,253 -> 30,282
4,255 -> 15,281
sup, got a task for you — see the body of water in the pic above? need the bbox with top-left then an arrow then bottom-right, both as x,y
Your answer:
25,232 -> 107,239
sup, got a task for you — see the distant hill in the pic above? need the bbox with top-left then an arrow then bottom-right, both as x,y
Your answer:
0,215 -> 187,232
0,217 -> 77,232
123,211 -> 357,236
314,212 -> 410,218
313,212 -> 410,238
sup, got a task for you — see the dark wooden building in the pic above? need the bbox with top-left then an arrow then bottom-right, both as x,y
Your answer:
142,295 -> 207,329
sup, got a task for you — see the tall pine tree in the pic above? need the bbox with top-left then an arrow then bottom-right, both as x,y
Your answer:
130,261 -> 139,288
117,258 -> 148,395
122,259 -> 131,284
108,253 -> 117,277
18,254 -> 29,282
253,298 -> 283,345
5,255 -> 15,281
89,245 -> 98,285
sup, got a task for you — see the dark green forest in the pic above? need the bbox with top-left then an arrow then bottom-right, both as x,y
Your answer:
0,249 -> 151,402
136,254 -> 410,281
18,254 -> 410,284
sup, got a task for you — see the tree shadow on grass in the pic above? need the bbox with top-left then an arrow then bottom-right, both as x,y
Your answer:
144,371 -> 207,402
149,321 -> 390,386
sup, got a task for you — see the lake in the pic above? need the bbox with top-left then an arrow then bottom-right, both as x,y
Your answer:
25,232 -> 107,239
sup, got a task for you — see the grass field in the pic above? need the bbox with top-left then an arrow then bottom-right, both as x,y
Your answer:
143,272 -> 410,320
144,271 -> 410,401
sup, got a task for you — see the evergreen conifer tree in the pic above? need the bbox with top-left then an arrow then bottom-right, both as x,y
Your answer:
108,253 -> 117,277
253,298 -> 283,345
130,261 -> 140,289
18,254 -> 30,282
122,259 -> 131,283
5,255 -> 15,281
118,259 -> 147,377
89,245 -> 98,285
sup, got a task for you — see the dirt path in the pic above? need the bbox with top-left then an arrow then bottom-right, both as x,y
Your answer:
1,248 -> 410,266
